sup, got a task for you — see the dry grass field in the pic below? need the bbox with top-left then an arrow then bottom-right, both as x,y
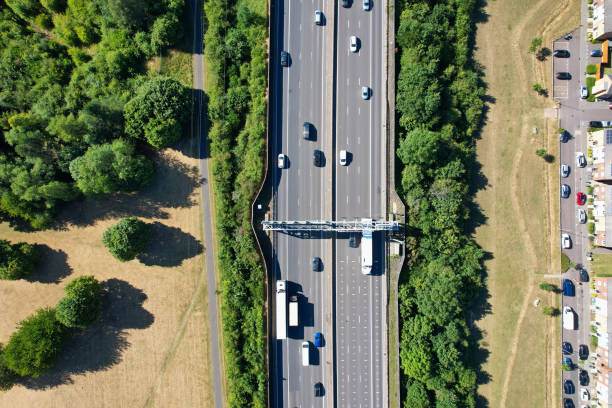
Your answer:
472,0 -> 580,406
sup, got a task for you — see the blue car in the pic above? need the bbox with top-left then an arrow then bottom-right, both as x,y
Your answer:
564,379 -> 575,394
591,49 -> 603,57
314,332 -> 322,347
563,279 -> 575,297
563,357 -> 573,368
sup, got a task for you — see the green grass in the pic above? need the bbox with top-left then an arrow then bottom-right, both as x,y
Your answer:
561,253 -> 574,272
587,64 -> 597,75
587,76 -> 596,102
592,254 -> 612,276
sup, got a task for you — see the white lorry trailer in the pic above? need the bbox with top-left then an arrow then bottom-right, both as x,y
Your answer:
276,280 -> 287,340
563,306 -> 575,330
289,295 -> 298,327
361,218 -> 373,275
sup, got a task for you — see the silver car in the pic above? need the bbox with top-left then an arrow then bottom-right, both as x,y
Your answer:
561,184 -> 570,198
361,86 -> 370,100
576,152 -> 586,167
580,85 -> 588,99
363,0 -> 371,10
560,164 -> 569,178
577,208 -> 586,224
350,36 -> 359,52
314,10 -> 322,25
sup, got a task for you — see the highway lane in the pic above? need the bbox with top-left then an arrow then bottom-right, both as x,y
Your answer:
334,0 -> 386,407
270,0 -> 334,406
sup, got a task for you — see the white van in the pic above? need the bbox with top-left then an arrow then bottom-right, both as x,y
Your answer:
339,150 -> 347,166
301,342 -> 310,366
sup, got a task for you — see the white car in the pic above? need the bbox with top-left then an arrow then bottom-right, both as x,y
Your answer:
560,164 -> 569,178
576,152 -> 586,168
577,208 -> 586,224
603,121 -> 612,127
339,150 -> 348,165
562,233 -> 571,249
580,85 -> 588,99
363,0 -> 371,10
581,388 -> 589,401
278,154 -> 286,169
350,35 -> 359,52
361,86 -> 370,100
314,10 -> 322,25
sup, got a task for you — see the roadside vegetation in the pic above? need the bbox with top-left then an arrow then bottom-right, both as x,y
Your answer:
0,240 -> 39,280
203,0 -> 267,406
0,1 -> 188,229
395,0 -> 485,406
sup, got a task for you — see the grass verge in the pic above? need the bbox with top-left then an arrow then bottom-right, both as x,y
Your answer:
591,253 -> 612,276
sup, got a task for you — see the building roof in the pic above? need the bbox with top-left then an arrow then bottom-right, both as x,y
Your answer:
593,75 -> 612,98
593,0 -> 612,40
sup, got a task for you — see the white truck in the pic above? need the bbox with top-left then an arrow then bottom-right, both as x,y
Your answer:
361,218 -> 373,275
563,306 -> 575,330
289,295 -> 299,327
276,280 -> 287,340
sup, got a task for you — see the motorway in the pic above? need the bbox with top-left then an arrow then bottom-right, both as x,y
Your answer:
269,0 -> 388,407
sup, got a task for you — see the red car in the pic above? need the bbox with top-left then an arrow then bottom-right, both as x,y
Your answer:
577,192 -> 586,205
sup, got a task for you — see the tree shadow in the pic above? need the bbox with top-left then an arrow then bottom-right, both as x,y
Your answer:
27,245 -> 72,284
137,222 -> 203,267
21,279 -> 154,389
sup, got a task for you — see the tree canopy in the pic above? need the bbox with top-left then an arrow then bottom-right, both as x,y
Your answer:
56,276 -> 102,328
102,217 -> 151,261
0,240 -> 40,280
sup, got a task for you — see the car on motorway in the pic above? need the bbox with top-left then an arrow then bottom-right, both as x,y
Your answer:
314,332 -> 322,347
362,86 -> 370,100
314,10 -> 322,25
580,85 -> 588,99
576,152 -> 586,167
313,149 -> 323,167
561,184 -> 570,198
577,192 -> 586,205
562,341 -> 572,355
562,233 -> 571,249
581,388 -> 589,401
579,268 -> 589,282
349,233 -> 358,248
339,149 -> 348,166
579,369 -> 589,386
577,208 -> 586,224
314,382 -> 323,397
341,0 -> 350,7
564,379 -> 575,394
556,72 -> 571,80
563,279 -> 575,296
303,122 -> 311,140
363,0 -> 371,10
553,49 -> 569,57
302,342 -> 310,366
563,399 -> 574,408
590,49 -> 603,57
312,257 -> 321,271
589,120 -> 603,128
277,154 -> 286,168
579,344 -> 589,360
280,51 -> 289,67
350,36 -> 359,52
561,164 -> 569,177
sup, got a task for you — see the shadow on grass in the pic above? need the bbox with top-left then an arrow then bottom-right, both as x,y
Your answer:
21,279 -> 153,389
27,245 -> 72,284
137,222 -> 203,267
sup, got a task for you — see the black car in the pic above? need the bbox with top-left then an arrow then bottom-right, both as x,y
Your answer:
303,122 -> 311,140
590,120 -> 603,128
312,257 -> 321,271
556,72 -> 571,80
563,398 -> 574,408
280,51 -> 289,67
314,382 -> 324,397
563,379 -> 575,394
562,341 -> 572,355
313,149 -> 322,166
579,369 -> 589,386
349,233 -> 358,248
579,268 -> 589,282
560,130 -> 568,142
579,344 -> 589,360
341,0 -> 351,7
553,49 -> 570,57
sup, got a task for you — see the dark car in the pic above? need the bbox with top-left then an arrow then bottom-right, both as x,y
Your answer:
312,257 -> 321,271
349,233 -> 358,248
280,51 -> 289,67
579,344 -> 589,360
313,149 -> 322,166
341,0 -> 351,7
303,122 -> 311,140
554,49 -> 570,57
580,369 -> 589,386
563,279 -> 575,296
563,398 -> 574,408
560,130 -> 568,142
556,72 -> 571,80
563,357 -> 573,368
314,332 -> 322,347
577,192 -> 586,205
562,341 -> 573,355
590,49 -> 603,57
314,382 -> 324,397
561,184 -> 570,198
590,121 -> 603,128
579,268 -> 589,282
564,379 -> 575,394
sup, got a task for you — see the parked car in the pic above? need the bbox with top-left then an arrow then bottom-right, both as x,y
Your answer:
561,184 -> 570,198
314,10 -> 323,25
576,152 -> 586,167
556,72 -> 571,80
281,51 -> 289,67
562,233 -> 571,249
361,86 -> 370,100
314,332 -> 322,347
590,49 -> 602,57
563,356 -> 573,368
589,120 -> 603,128
314,382 -> 324,397
579,369 -> 589,386
350,35 -> 359,52
312,257 -> 321,271
561,164 -> 569,178
579,344 -> 589,360
562,341 -> 572,355
579,268 -> 589,282
554,49 -> 570,57
560,130 -> 568,142
564,379 -> 575,394
563,279 -> 575,296
363,0 -> 372,10
580,85 -> 588,99
577,208 -> 586,224
313,149 -> 322,167
581,388 -> 589,401
278,154 -> 287,168
563,399 -> 574,408
576,192 -> 586,205
603,121 -> 612,127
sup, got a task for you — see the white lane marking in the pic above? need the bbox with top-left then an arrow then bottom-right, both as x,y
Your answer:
298,80 -> 301,89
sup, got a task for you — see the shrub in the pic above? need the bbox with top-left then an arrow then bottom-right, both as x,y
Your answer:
591,335 -> 598,347
56,276 -> 102,328
0,240 -> 40,280
0,346 -> 19,391
542,306 -> 559,316
3,308 -> 67,377
561,253 -> 572,272
587,64 -> 597,75
588,222 -> 595,234
530,37 -> 542,53
102,217 -> 151,261
536,148 -> 547,158
539,282 -> 556,292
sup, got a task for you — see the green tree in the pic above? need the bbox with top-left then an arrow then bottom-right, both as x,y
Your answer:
542,306 -> 559,316
124,76 -> 191,148
40,0 -> 67,13
0,240 -> 40,280
102,217 -> 151,261
539,282 -> 556,292
397,128 -> 442,168
404,381 -> 430,407
150,14 -> 181,53
3,308 -> 67,377
0,346 -> 19,391
530,37 -> 542,53
56,276 -> 102,328
535,148 -> 547,158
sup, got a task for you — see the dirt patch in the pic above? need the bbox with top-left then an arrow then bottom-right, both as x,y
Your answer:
0,137 -> 212,408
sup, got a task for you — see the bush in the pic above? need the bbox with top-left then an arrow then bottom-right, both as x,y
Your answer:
588,222 -> 596,234
102,217 -> 151,261
56,276 -> 102,328
542,306 -> 559,316
536,148 -> 547,158
539,282 -> 556,292
586,64 -> 597,75
561,253 -> 573,272
0,346 -> 19,391
0,240 -> 40,280
530,37 -> 542,53
591,335 -> 598,347
3,308 -> 67,377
